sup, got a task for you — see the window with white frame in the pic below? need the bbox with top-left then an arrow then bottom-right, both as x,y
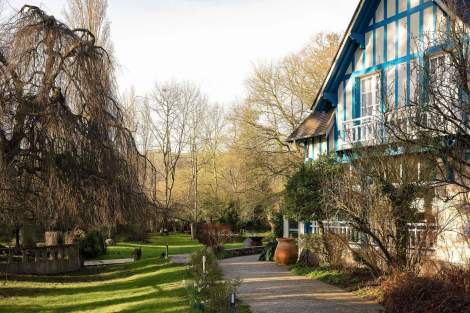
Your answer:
360,73 -> 381,117
428,53 -> 453,128
429,53 -> 446,80
428,53 -> 452,93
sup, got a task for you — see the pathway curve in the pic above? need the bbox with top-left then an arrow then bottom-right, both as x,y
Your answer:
83,258 -> 134,266
219,254 -> 383,313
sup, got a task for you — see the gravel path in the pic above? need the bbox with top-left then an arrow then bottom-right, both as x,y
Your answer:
219,254 -> 383,313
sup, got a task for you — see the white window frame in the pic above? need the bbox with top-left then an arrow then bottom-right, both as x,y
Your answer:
360,72 -> 381,117
428,53 -> 447,79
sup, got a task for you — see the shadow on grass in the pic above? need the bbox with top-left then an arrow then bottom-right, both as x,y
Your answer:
0,257 -> 172,284
0,233 -> 196,313
0,259 -> 187,297
0,287 -> 188,313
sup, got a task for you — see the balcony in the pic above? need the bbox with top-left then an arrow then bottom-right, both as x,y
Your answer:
341,115 -> 385,150
340,107 -> 432,150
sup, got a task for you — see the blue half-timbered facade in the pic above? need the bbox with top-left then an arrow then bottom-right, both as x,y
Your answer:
285,0 -> 469,244
288,0 -> 456,159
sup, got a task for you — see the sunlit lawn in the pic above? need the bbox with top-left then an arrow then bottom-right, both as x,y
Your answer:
0,233 -> 202,313
94,233 -> 243,260
95,233 -> 203,260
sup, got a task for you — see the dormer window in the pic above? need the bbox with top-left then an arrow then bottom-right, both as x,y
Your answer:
360,73 -> 381,117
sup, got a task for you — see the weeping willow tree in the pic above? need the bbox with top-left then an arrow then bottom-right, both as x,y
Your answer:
0,6 -> 157,245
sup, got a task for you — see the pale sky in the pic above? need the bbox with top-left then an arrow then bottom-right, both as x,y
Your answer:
5,0 -> 359,105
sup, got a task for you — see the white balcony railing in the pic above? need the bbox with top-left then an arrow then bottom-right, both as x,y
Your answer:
340,108 -> 431,150
310,221 -> 437,250
341,115 -> 385,150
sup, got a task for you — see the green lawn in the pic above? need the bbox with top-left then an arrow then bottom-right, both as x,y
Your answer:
94,233 -> 244,260
95,233 -> 203,260
0,233 -> 202,313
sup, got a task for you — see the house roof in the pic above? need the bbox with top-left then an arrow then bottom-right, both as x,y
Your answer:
286,110 -> 335,142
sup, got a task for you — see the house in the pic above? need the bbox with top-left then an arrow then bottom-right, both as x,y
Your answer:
285,0 -> 470,265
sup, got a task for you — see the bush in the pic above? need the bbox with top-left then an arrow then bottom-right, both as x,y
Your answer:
188,248 -> 240,313
270,211 -> 284,238
381,267 -> 470,313
116,224 -> 149,242
258,237 -> 277,261
196,223 -> 230,247
78,230 -> 106,259
297,233 -> 349,269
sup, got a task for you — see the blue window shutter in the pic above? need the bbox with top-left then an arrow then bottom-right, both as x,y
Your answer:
326,134 -> 330,153
353,77 -> 361,119
380,69 -> 386,112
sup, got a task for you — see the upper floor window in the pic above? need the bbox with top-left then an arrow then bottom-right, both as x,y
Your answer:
429,54 -> 446,78
360,73 -> 381,116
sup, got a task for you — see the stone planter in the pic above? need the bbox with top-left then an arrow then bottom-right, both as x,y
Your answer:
274,238 -> 297,265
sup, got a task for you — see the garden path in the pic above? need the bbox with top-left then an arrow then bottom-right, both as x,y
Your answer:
219,254 -> 383,313
83,258 -> 134,266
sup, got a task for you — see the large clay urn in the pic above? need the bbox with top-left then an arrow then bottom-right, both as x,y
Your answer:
274,238 -> 298,265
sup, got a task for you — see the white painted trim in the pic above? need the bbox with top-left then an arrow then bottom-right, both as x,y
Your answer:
283,218 -> 289,238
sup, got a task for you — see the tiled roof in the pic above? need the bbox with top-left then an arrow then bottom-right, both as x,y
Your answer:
444,0 -> 470,24
286,110 -> 335,142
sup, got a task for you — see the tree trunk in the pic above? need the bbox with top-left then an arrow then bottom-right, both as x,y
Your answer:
190,223 -> 197,240
395,219 -> 409,269
14,226 -> 20,248
318,221 -> 332,265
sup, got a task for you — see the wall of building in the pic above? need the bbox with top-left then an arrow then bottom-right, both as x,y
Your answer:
293,1 -> 469,265
304,135 -> 330,162
334,0 -> 445,150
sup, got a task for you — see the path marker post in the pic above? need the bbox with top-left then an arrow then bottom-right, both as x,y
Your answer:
229,292 -> 236,313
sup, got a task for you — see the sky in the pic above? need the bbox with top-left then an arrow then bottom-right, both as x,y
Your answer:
4,0 -> 359,105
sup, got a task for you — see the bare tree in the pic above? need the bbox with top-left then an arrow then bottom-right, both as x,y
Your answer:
63,0 -> 113,53
322,147 -> 438,274
196,104 -> 226,222
0,6 -> 156,245
121,87 -> 139,137
384,2 -> 470,196
243,32 -> 340,177
187,94 -> 208,238
149,81 -> 201,227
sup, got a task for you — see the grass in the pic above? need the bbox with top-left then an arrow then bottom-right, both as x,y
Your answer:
0,233 -> 201,313
221,242 -> 245,250
95,233 -> 204,260
95,233 -> 244,261
290,264 -> 378,293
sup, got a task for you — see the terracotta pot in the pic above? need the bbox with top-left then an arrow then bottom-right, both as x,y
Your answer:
274,238 -> 298,265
